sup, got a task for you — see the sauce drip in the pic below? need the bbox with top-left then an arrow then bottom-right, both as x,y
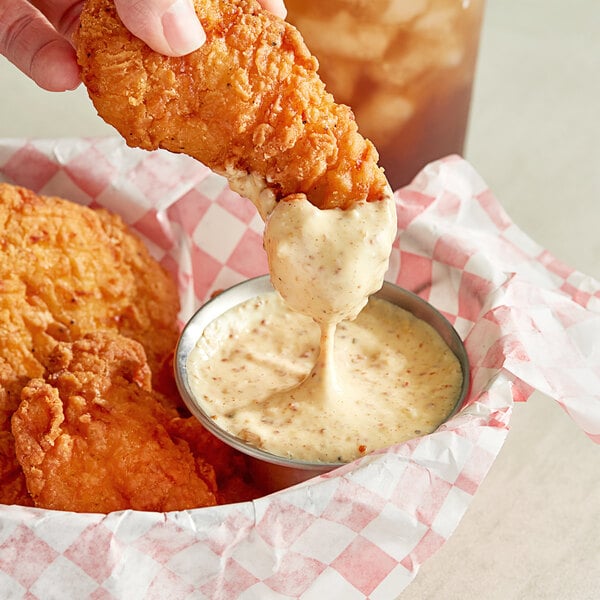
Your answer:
262,193 -> 398,417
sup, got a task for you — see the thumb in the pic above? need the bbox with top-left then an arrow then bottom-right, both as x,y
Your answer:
258,0 -> 287,19
114,0 -> 206,56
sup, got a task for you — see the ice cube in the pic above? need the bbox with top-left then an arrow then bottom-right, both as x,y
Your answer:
318,59 -> 364,105
327,0 -> 394,22
354,90 -> 414,145
382,0 -> 430,24
293,12 -> 394,61
372,27 -> 464,89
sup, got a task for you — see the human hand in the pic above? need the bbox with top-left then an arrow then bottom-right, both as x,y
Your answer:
0,0 -> 287,92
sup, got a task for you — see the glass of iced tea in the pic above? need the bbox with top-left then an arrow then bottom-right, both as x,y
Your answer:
286,0 -> 485,191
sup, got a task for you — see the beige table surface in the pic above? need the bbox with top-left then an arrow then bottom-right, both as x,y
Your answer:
0,1 -> 599,598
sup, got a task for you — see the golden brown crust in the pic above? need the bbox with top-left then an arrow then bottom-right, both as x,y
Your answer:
0,360 -> 32,505
0,182 -> 181,505
12,332 -> 217,512
0,183 -> 179,389
166,416 -> 265,504
76,0 -> 389,209
0,431 -> 33,506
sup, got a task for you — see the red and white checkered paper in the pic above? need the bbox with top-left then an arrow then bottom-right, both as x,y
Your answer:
1,138 -> 598,599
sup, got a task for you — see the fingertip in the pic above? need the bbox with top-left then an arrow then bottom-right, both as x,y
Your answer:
260,0 -> 287,19
116,0 -> 205,57
30,40 -> 81,92
161,0 -> 206,56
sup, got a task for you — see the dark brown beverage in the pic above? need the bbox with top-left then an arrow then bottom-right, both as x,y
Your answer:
286,0 -> 485,190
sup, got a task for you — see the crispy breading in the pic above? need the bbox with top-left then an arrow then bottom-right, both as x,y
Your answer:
0,183 -> 179,382
0,183 -> 181,504
76,0 -> 389,209
12,332 -> 217,513
0,432 -> 33,507
167,416 -> 264,504
0,359 -> 32,505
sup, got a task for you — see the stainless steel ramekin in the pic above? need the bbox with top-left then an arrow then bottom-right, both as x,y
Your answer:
175,275 -> 470,492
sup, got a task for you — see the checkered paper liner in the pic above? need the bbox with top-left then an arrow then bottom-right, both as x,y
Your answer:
0,138 -> 598,599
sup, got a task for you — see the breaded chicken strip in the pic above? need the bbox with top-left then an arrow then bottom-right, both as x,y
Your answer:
76,0 -> 389,210
167,416 -> 264,504
0,183 -> 180,505
0,184 -> 179,388
12,332 -> 217,513
0,360 -> 33,506
0,432 -> 33,506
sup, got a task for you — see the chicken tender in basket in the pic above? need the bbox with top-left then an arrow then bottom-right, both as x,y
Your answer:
11,332 -> 218,513
167,416 -> 264,505
0,183 -> 179,391
76,0 -> 389,210
0,183 -> 180,506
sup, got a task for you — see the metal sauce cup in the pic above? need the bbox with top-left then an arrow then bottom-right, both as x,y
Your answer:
175,275 -> 470,492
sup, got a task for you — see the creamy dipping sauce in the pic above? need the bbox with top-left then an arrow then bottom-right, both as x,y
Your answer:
187,291 -> 462,462
264,193 -> 397,325
224,167 -> 397,328
189,176 -> 461,463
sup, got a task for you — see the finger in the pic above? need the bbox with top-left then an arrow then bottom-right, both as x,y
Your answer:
257,0 -> 287,19
28,0 -> 84,41
114,0 -> 205,56
0,2 -> 80,91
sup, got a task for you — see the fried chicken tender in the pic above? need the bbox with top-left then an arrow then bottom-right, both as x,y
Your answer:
12,332 -> 217,513
167,416 -> 264,504
0,359 -> 33,506
0,184 -> 179,383
76,0 -> 389,210
0,183 -> 181,505
0,432 -> 33,506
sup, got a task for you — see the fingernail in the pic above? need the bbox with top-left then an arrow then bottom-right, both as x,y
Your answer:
162,0 -> 206,56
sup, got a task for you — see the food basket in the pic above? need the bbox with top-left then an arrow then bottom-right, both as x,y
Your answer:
0,138 -> 598,599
